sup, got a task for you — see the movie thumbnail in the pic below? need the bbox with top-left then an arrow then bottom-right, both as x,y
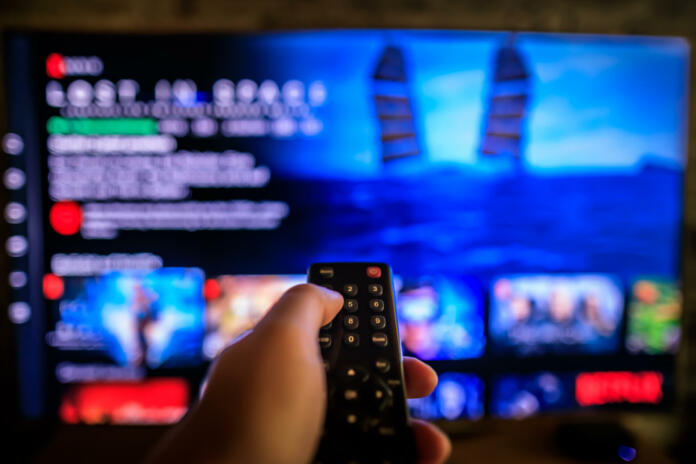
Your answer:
48,268 -> 205,369
408,373 -> 484,421
489,274 -> 624,356
202,275 -> 305,359
59,378 -> 189,425
397,276 -> 485,360
626,279 -> 681,355
490,372 -> 576,419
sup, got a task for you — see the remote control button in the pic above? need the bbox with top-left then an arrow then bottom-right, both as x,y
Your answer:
318,334 -> 332,349
346,413 -> 359,425
367,283 -> 383,296
343,333 -> 360,347
318,267 -> 334,278
371,332 -> 389,347
370,315 -> 386,329
323,360 -> 330,371
343,366 -> 370,383
321,320 -> 333,330
343,389 -> 359,401
369,299 -> 384,312
343,283 -> 358,296
343,299 -> 358,313
366,266 -> 382,278
343,315 -> 359,330
375,358 -> 391,373
373,378 -> 394,412
366,416 -> 381,429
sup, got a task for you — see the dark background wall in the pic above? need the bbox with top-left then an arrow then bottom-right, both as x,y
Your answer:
1,0 -> 695,455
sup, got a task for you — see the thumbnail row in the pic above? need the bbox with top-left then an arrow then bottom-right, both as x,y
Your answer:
45,269 -> 681,368
411,370 -> 665,421
58,370 -> 666,425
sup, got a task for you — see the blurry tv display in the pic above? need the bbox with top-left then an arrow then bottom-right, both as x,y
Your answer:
48,268 -> 205,369
491,370 -> 666,419
625,279 -> 681,355
489,274 -> 625,356
397,276 -> 484,360
408,373 -> 484,421
2,30 -> 687,424
202,274 -> 305,359
491,372 -> 577,419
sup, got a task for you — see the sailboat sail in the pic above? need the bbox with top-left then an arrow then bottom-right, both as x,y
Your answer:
480,36 -> 530,160
372,46 -> 421,163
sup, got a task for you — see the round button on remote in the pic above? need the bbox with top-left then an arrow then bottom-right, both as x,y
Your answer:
343,333 -> 360,347
344,315 -> 359,330
370,315 -> 386,329
369,299 -> 385,312
343,299 -> 358,313
343,284 -> 358,296
367,283 -> 383,296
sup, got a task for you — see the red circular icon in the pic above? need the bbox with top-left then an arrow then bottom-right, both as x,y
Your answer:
366,266 -> 382,278
46,53 -> 66,79
203,278 -> 221,301
43,273 -> 65,300
50,201 -> 82,235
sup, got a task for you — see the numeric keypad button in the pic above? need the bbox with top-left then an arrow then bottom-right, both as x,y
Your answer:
344,299 -> 358,313
370,315 -> 386,329
343,333 -> 360,348
369,299 -> 384,312
343,284 -> 358,296
367,283 -> 383,296
344,314 -> 359,330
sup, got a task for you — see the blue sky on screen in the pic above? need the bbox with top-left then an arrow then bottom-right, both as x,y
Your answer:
408,32 -> 688,172
257,31 -> 688,176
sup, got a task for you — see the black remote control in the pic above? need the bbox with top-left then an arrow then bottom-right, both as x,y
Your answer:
309,262 -> 416,464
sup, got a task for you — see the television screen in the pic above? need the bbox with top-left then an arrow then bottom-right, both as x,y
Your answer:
491,372 -> 577,419
397,276 -> 484,360
625,279 -> 681,355
408,372 -> 484,421
489,274 -> 624,356
47,268 -> 205,369
3,30 -> 687,423
491,370 -> 667,419
202,274 -> 305,359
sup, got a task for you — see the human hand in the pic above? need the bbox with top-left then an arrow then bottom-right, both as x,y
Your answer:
148,284 -> 451,464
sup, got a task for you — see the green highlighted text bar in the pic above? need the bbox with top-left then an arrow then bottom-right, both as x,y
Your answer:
47,117 -> 158,135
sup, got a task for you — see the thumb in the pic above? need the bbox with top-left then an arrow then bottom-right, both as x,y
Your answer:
254,283 -> 344,338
